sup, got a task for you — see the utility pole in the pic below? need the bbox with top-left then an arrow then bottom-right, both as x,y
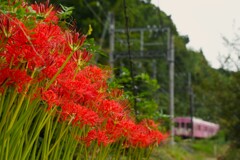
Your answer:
109,12 -> 115,70
152,60 -> 157,79
111,25 -> 174,138
188,73 -> 194,139
139,30 -> 144,68
168,30 -> 175,146
100,12 -> 110,49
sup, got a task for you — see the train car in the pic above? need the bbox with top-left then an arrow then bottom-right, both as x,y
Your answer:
174,117 -> 220,138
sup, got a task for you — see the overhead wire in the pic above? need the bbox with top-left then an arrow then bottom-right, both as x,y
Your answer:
83,0 -> 104,26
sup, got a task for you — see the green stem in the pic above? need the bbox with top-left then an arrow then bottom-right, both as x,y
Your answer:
128,147 -> 132,160
100,143 -> 110,160
0,87 -> 7,116
123,145 -> 126,160
114,140 -> 122,160
28,106 -> 42,141
4,138 -> 9,160
84,145 -> 88,160
7,92 -> 27,132
7,69 -> 36,132
137,148 -> 143,160
0,88 -> 16,132
92,142 -> 98,159
42,118 -> 51,160
76,125 -> 87,159
133,147 -> 139,160
146,146 -> 154,160
47,122 -> 69,155
45,50 -> 75,90
73,66 -> 80,80
21,108 -> 55,160
62,127 -> 79,159
7,88 -> 18,110
30,138 -> 39,160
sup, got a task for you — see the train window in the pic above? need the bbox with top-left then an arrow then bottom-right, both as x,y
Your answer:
187,123 -> 192,129
181,122 -> 185,128
209,128 -> 212,133
211,128 -> 214,133
198,125 -> 201,130
175,123 -> 179,128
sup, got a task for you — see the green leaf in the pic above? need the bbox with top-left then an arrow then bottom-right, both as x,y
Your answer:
58,4 -> 74,19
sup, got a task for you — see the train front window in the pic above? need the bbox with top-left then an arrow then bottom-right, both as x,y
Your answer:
174,122 -> 179,128
181,122 -> 185,128
187,123 -> 192,129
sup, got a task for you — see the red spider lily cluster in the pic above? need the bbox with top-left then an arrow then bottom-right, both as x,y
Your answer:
0,1 -> 166,148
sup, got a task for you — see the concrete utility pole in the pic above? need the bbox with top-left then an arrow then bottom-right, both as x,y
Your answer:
168,30 -> 175,146
139,30 -> 144,68
99,12 -> 110,49
110,25 -> 175,143
109,12 -> 115,70
188,73 -> 194,139
152,59 -> 157,79
140,30 -> 144,56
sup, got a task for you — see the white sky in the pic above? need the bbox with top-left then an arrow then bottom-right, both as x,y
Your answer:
151,0 -> 240,69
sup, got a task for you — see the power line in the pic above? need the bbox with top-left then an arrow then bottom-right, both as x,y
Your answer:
83,0 -> 104,26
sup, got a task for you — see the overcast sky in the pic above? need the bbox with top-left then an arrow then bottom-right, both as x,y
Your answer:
151,0 -> 240,69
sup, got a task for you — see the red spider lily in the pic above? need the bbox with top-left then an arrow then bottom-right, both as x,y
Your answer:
41,55 -> 70,79
112,118 -> 137,139
0,14 -> 12,39
109,88 -> 124,99
42,89 -> 58,108
7,0 -> 28,6
56,77 -> 99,105
31,23 -> 64,51
0,15 -> 31,66
104,118 -> 166,148
139,119 -> 159,130
65,31 -> 86,51
104,119 -> 127,141
97,100 -> 125,119
78,66 -> 110,87
83,129 -> 112,146
60,102 -> 101,127
126,123 -> 166,148
149,130 -> 167,144
0,14 -> 65,70
0,68 -> 32,92
29,23 -> 65,69
31,1 -> 59,23
0,1 -> 167,152
73,105 -> 101,126
127,124 -> 154,147
72,49 -> 92,63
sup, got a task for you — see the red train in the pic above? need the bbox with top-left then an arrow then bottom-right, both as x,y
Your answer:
174,117 -> 220,138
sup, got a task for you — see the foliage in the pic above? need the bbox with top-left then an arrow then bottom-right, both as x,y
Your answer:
114,67 -> 163,120
194,31 -> 240,152
216,72 -> 240,147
